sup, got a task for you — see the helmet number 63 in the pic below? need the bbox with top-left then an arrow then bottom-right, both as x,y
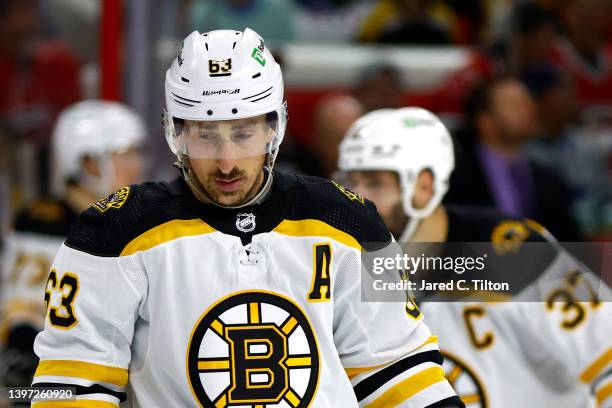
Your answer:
209,59 -> 232,76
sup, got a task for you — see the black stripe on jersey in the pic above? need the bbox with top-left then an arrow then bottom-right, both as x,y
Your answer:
33,382 -> 127,402
353,350 -> 444,402
425,395 -> 466,408
592,368 -> 612,391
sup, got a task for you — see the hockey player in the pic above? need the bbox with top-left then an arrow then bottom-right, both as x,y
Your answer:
337,107 -> 612,407
29,29 -> 463,407
0,100 -> 146,386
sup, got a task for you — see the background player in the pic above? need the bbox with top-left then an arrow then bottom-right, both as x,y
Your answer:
337,107 -> 612,407
0,100 -> 146,387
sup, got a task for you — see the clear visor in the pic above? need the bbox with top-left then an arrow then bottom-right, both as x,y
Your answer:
163,108 -> 285,160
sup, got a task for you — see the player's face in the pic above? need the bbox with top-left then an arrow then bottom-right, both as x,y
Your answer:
347,170 -> 406,235
110,148 -> 145,191
185,115 -> 272,206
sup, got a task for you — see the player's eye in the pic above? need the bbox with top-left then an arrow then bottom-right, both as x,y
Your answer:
232,132 -> 253,142
197,132 -> 219,142
365,180 -> 383,189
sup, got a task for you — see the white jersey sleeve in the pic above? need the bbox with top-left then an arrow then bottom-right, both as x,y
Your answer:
31,242 -> 145,407
333,241 -> 462,408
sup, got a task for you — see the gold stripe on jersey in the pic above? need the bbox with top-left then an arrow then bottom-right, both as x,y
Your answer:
596,382 -> 612,405
35,360 -> 128,387
344,336 -> 439,380
365,366 -> 446,408
272,219 -> 361,250
32,401 -> 118,407
580,347 -> 612,383
461,393 -> 482,404
120,219 -> 216,256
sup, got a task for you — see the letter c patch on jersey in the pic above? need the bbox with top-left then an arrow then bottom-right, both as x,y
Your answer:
187,291 -> 320,407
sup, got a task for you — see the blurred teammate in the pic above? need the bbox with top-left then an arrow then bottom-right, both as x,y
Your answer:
337,107 -> 612,407
0,100 -> 146,387
30,28 -> 463,407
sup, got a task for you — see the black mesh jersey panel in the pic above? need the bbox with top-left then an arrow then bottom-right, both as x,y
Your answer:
65,171 -> 392,257
445,204 -> 548,243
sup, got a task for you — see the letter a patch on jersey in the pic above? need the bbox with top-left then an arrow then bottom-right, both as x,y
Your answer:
93,186 -> 130,213
187,291 -> 320,407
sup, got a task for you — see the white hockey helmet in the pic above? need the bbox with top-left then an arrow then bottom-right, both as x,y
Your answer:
339,107 -> 454,224
51,100 -> 146,196
163,28 -> 286,165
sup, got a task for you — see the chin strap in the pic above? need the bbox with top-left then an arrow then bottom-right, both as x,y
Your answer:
399,217 -> 420,242
176,156 -> 274,209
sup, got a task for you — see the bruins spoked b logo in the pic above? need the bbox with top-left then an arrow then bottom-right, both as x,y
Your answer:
187,291 -> 320,407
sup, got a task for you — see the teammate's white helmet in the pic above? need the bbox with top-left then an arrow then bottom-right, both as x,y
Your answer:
163,27 -> 286,166
338,107 -> 454,220
51,100 -> 146,196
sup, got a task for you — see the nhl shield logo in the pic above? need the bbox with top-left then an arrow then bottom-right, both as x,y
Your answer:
236,213 -> 256,233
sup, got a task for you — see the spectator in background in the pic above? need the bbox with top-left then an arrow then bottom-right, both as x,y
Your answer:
426,2 -> 558,116
445,76 -> 581,241
373,0 -> 451,45
353,63 -> 403,113
0,0 -> 81,200
188,0 -> 296,44
523,64 -> 612,238
313,94 -> 364,177
550,0 -> 612,106
278,95 -> 363,178
521,65 -> 579,144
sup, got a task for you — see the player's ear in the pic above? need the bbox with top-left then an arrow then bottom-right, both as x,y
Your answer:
412,169 -> 434,209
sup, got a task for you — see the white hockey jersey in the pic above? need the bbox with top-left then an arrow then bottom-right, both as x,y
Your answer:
418,206 -> 612,408
32,173 -> 462,407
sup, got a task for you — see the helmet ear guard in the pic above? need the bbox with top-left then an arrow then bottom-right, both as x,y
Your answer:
400,166 -> 449,220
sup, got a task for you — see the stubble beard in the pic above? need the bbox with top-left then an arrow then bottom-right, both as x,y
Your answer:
202,166 -> 265,206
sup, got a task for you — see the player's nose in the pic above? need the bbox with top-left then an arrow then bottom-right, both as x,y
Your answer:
216,142 -> 238,174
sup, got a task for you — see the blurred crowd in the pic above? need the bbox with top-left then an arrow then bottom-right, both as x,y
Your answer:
1,0 -> 612,241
